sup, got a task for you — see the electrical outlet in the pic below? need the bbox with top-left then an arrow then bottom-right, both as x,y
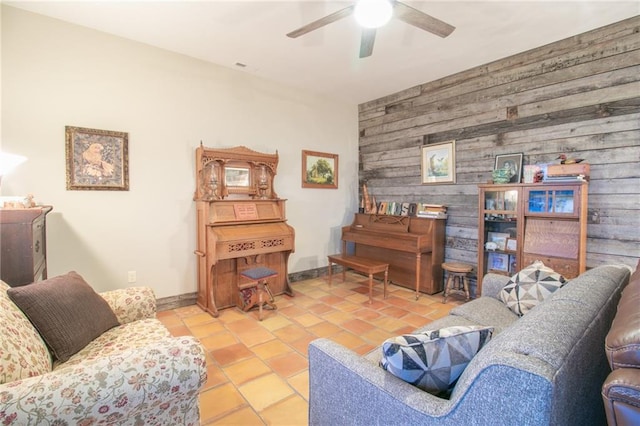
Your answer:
128,271 -> 136,283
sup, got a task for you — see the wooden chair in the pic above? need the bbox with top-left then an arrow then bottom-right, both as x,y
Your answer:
442,262 -> 473,303
238,267 -> 278,320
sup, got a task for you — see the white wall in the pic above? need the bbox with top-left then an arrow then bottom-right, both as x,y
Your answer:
1,6 -> 359,298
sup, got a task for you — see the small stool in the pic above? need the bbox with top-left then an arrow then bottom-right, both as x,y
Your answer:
442,262 -> 473,303
239,267 -> 278,321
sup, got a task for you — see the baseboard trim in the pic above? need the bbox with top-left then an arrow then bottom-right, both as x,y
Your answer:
156,266 -> 331,312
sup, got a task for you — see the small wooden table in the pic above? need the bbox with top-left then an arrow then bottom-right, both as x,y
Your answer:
327,254 -> 389,304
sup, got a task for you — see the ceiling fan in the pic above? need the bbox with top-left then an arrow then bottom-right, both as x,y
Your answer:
286,0 -> 455,58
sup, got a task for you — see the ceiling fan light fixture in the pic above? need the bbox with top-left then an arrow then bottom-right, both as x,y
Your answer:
354,0 -> 393,29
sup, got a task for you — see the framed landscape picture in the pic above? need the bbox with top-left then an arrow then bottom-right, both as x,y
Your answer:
421,140 -> 456,184
302,150 -> 338,189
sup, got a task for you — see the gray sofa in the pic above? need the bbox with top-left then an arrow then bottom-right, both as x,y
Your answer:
309,264 -> 632,425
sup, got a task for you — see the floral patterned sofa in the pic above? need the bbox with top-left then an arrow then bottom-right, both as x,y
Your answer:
0,277 -> 207,425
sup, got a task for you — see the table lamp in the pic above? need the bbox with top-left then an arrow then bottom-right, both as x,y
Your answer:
0,151 -> 27,191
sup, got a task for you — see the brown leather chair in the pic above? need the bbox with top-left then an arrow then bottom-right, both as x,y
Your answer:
602,259 -> 640,426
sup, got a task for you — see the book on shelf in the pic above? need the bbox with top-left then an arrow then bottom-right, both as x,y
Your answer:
416,211 -> 448,219
543,175 -> 587,183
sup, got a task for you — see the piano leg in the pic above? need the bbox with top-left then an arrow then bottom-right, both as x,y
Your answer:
208,264 -> 219,317
415,253 -> 422,300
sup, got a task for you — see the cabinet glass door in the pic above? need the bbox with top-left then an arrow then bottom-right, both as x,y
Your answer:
526,187 -> 579,216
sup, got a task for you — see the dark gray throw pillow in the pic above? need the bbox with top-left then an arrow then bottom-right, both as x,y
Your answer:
7,271 -> 119,362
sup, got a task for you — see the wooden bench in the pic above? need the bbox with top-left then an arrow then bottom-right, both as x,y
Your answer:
327,254 -> 389,304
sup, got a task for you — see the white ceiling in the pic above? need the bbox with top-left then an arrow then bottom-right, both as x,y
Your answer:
5,1 -> 639,104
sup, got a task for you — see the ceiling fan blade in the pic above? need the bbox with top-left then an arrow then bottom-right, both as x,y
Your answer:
287,5 -> 355,38
359,28 -> 376,58
393,1 -> 455,38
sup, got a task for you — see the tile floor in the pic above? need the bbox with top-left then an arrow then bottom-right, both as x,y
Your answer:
157,272 -> 465,425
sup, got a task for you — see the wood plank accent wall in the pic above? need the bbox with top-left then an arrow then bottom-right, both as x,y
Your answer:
358,16 -> 640,285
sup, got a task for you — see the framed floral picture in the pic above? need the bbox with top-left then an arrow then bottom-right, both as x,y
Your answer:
65,126 -> 129,191
421,140 -> 456,184
302,150 -> 338,189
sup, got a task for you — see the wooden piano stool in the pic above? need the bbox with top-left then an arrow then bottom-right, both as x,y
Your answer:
239,267 -> 278,321
442,262 -> 473,303
327,253 -> 388,304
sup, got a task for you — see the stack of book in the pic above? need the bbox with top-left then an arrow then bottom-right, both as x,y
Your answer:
416,204 -> 448,219
543,163 -> 590,183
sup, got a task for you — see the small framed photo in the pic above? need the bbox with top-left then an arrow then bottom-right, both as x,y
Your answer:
494,153 -> 523,184
488,252 -> 509,272
65,126 -> 129,190
421,140 -> 456,184
506,238 -> 518,252
302,150 -> 338,189
488,232 -> 509,251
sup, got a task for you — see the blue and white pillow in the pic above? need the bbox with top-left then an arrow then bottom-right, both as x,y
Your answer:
499,260 -> 567,316
380,325 -> 493,395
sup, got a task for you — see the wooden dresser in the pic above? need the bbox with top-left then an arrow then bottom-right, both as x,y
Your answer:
0,206 -> 53,287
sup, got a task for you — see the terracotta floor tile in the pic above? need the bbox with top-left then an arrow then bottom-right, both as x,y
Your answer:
380,305 -> 410,318
351,308 -> 382,321
318,294 -> 344,305
330,331 -> 367,351
166,272 -> 462,425
188,321 -> 226,339
322,310 -> 352,325
226,317 -> 262,333
266,351 -> 308,378
174,305 -> 206,317
402,312 -> 431,328
235,327 -> 276,347
199,383 -> 246,423
289,334 -> 317,357
156,311 -> 183,327
251,339 -> 294,360
307,303 -> 334,315
211,342 -> 254,367
217,308 -> 248,324
307,321 -> 343,338
361,328 -> 395,346
341,318 -> 376,335
287,370 -> 309,401
238,374 -> 295,412
210,406 -> 264,425
260,394 -> 308,426
202,363 -> 228,390
200,331 -> 238,352
278,305 -> 307,318
223,357 -> 272,386
182,312 -> 215,327
334,300 -> 364,312
370,316 -> 408,333
258,315 -> 293,332
166,325 -> 191,337
272,324 -> 313,343
293,313 -> 324,328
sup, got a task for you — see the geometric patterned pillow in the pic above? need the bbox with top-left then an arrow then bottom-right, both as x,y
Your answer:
380,325 -> 494,395
499,260 -> 567,316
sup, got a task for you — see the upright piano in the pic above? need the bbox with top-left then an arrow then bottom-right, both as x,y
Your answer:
194,145 -> 294,317
341,213 -> 445,297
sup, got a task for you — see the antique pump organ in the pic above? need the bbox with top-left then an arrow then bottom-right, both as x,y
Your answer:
193,145 -> 294,317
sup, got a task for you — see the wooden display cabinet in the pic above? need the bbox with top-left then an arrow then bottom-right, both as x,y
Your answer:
477,182 -> 587,294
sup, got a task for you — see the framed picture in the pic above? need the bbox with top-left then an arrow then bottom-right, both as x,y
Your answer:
494,153 -> 523,184
421,140 -> 456,184
65,126 -> 129,191
488,232 -> 510,251
488,252 -> 509,272
506,238 -> 518,252
302,150 -> 338,189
